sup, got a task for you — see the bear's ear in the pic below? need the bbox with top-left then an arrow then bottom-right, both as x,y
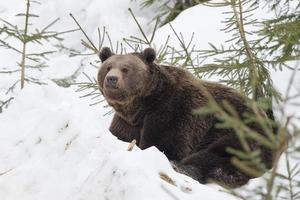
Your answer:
142,48 -> 156,63
99,47 -> 113,62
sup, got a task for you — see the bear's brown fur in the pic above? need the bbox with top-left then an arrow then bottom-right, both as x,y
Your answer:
97,47 -> 275,188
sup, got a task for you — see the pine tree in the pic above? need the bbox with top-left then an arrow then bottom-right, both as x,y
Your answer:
0,0 -> 76,90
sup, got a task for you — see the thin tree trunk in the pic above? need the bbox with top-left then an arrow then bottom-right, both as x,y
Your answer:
20,0 -> 30,89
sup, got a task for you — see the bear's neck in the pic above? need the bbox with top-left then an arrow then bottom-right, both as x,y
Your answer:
114,64 -> 174,126
142,65 -> 175,110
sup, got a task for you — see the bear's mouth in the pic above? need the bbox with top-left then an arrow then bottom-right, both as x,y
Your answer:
103,86 -> 127,103
105,83 -> 118,90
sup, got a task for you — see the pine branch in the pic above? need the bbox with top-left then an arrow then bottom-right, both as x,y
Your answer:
70,13 -> 98,54
230,0 -> 259,100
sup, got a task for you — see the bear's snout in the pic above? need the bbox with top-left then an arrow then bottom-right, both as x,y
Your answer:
104,68 -> 123,89
106,76 -> 118,88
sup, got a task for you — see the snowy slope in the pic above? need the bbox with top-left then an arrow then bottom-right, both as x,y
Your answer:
0,83 -> 237,200
0,0 -> 299,200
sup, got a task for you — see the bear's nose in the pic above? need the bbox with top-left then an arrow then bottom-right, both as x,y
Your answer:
106,76 -> 118,87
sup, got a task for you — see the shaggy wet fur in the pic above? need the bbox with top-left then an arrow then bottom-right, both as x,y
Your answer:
97,47 -> 275,188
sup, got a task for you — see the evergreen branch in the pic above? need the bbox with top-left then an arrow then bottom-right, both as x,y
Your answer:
230,0 -> 259,100
0,69 -> 21,74
0,97 -> 14,113
0,39 -> 23,54
98,27 -> 106,51
41,18 -> 60,32
16,13 -> 39,18
169,23 -> 196,69
105,31 -> 114,52
70,13 -> 98,53
128,8 -> 151,46
0,18 -> 17,29
5,80 -> 20,95
24,76 -> 47,85
0,25 -> 22,39
149,17 -> 159,44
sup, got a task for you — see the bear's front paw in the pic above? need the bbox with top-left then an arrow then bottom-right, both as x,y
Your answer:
170,160 -> 206,183
170,161 -> 192,176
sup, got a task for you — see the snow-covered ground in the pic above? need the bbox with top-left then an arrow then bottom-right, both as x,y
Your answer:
0,1 -> 299,200
0,82 -> 238,200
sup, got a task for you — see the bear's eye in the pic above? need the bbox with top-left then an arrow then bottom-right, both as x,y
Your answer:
106,66 -> 111,71
121,68 -> 129,73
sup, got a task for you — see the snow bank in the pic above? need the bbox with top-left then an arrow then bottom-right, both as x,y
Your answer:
0,83 -> 236,200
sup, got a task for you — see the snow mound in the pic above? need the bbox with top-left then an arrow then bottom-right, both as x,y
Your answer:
0,83 -> 237,200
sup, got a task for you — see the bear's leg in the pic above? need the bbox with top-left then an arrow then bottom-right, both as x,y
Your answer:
172,149 -> 222,184
109,114 -> 142,144
175,133 -> 253,187
173,149 -> 251,188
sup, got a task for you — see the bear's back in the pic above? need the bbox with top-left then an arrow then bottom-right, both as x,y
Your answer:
159,65 -> 248,113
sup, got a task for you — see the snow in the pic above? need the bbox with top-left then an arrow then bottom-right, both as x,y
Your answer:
0,0 -> 299,200
0,83 -> 236,200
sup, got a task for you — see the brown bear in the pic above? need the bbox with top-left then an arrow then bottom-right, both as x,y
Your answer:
97,47 -> 275,188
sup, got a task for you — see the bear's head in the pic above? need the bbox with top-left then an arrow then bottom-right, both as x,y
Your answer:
97,47 -> 156,105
